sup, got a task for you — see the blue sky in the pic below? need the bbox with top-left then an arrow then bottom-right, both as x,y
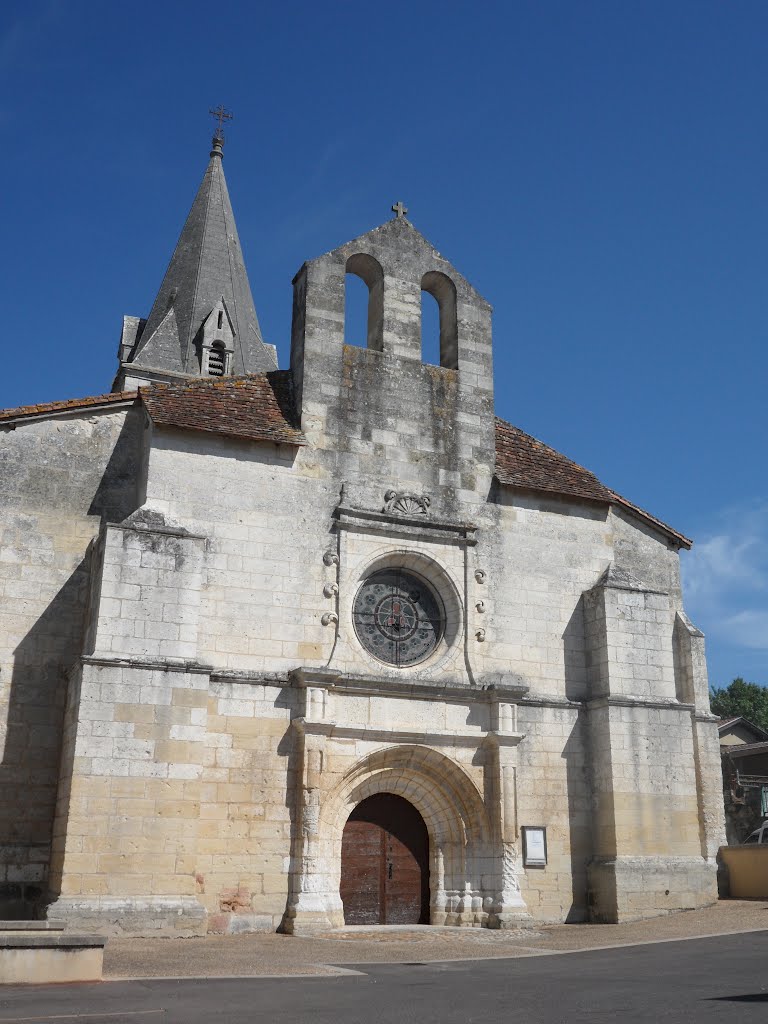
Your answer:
1,0 -> 766,689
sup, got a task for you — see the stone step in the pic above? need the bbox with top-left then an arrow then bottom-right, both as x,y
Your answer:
0,920 -> 66,931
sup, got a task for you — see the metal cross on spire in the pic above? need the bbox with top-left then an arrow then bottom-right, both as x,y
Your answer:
209,105 -> 234,143
391,200 -> 408,219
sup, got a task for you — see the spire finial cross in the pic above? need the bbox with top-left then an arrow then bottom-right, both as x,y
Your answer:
209,105 -> 234,143
391,200 -> 408,219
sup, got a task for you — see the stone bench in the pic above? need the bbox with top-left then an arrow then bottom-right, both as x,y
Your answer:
0,921 -> 106,984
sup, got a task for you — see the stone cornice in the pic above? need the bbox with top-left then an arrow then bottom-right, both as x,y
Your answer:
586,695 -> 696,712
333,503 -> 477,547
289,667 -> 529,702
293,718 -> 525,747
81,654 -> 213,675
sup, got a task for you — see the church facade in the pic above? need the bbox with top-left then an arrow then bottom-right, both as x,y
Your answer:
0,133 -> 725,936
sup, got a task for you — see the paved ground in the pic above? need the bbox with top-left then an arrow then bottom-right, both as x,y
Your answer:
0,931 -> 766,1023
103,898 -> 768,978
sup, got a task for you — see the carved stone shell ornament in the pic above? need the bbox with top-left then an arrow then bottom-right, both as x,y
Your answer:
382,490 -> 431,516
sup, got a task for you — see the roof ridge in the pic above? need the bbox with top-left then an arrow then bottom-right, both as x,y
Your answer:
0,390 -> 138,422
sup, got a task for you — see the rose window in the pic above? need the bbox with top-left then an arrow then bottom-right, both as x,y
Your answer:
353,569 -> 444,666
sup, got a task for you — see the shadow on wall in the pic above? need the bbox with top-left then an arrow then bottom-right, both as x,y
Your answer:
562,596 -> 592,922
277,690 -> 303,934
1,413 -> 143,917
561,717 -> 592,923
2,558 -> 90,918
563,597 -> 588,703
87,413 -> 147,521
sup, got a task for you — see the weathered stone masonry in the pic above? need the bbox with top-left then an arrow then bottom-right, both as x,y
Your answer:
0,140 -> 725,934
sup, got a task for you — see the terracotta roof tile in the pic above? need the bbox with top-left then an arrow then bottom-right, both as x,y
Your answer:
1,380 -> 687,545
140,371 -> 305,446
495,418 -> 612,503
494,417 -> 691,547
0,390 -> 137,422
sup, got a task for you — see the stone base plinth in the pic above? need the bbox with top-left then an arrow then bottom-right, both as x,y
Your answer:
588,856 -> 718,923
45,896 -> 207,937
280,898 -> 345,936
207,912 -> 277,935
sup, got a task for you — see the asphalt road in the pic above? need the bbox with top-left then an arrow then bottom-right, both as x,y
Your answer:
0,932 -> 766,1023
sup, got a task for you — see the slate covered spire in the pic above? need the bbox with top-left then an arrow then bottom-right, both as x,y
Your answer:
119,132 -> 276,385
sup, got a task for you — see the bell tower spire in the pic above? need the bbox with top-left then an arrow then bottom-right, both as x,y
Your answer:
114,111 -> 277,390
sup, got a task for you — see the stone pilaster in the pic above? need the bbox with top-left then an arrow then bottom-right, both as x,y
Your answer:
485,702 -> 529,928
46,514 -> 210,934
674,613 -> 726,861
282,688 -> 343,936
583,566 -> 718,921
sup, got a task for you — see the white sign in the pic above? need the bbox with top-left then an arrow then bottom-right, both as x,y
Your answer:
523,827 -> 547,867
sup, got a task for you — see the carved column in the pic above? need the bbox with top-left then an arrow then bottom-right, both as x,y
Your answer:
486,702 -> 529,928
284,687 -> 343,936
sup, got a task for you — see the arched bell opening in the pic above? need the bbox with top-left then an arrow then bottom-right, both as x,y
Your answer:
345,253 -> 384,351
340,793 -> 430,925
421,270 -> 458,369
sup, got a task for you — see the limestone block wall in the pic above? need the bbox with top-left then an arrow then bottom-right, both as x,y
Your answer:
48,661 -> 210,934
479,494 -> 613,700
0,407 -> 142,913
515,704 -> 591,922
586,700 -> 715,921
290,218 -> 496,515
84,517 -> 206,662
142,427 -> 334,673
4,385 -> 719,932
199,679 -> 295,934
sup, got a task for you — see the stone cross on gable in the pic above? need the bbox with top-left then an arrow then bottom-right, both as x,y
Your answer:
209,105 -> 233,142
391,200 -> 408,219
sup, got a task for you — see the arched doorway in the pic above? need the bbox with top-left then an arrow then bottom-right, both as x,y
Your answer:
340,793 -> 429,925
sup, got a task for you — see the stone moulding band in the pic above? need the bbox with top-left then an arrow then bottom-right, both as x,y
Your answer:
294,717 -> 525,747
586,696 -> 697,712
288,666 -> 530,702
333,504 -> 477,546
80,654 -> 213,674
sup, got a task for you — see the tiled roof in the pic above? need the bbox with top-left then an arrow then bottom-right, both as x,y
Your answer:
140,371 -> 305,446
495,419 -> 612,503
0,390 -> 137,422
494,417 -> 691,548
0,382 -> 687,544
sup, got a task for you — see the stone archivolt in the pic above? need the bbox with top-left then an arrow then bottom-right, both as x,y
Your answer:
286,739 -> 528,933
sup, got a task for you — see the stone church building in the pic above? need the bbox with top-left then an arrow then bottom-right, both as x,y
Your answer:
0,131 -> 725,935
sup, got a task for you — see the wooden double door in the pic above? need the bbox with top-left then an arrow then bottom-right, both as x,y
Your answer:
340,793 -> 430,925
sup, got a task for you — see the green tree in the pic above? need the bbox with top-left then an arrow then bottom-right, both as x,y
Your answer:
710,677 -> 768,731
